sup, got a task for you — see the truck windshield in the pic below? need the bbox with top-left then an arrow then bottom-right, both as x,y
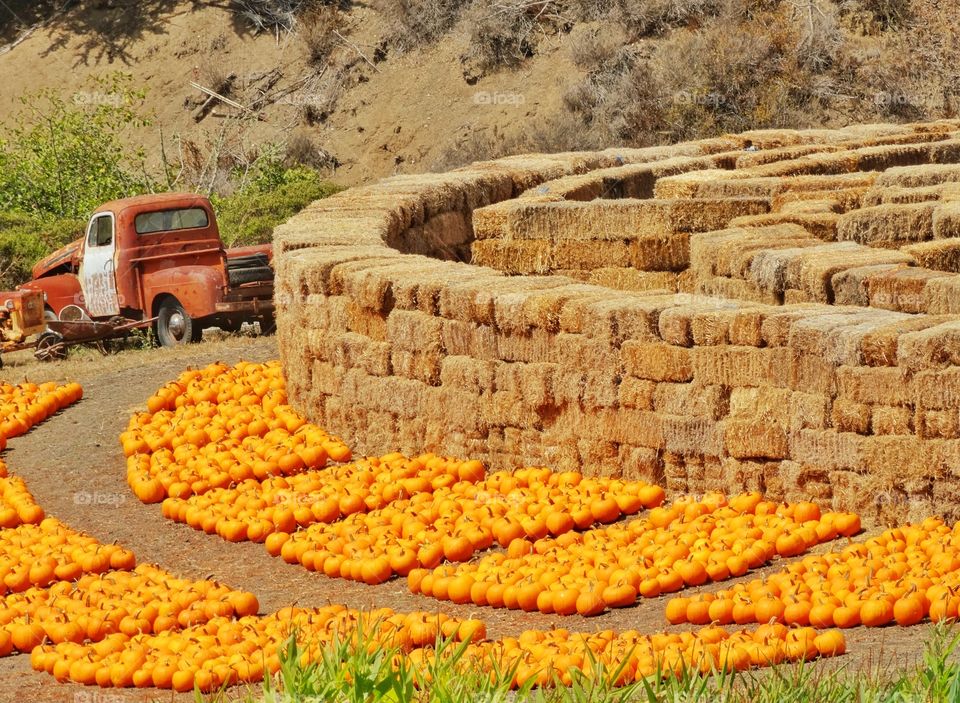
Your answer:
135,207 -> 209,235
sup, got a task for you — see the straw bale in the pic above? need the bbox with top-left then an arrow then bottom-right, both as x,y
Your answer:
786,243 -> 914,302
857,141 -> 960,171
500,283 -> 605,334
553,334 -> 620,407
923,276 -> 960,315
836,365 -> 911,406
858,315 -> 954,367
728,309 -> 766,346
935,442 -> 960,479
481,391 -> 540,428
777,199 -> 841,215
783,289 -> 815,304
345,304 -> 388,341
677,269 -> 697,293
298,249 -> 402,297
866,267 -> 948,313
729,386 -> 792,426
328,332 -> 392,376
735,143 -> 842,169
334,259 -> 428,311
911,368 -> 960,409
917,410 -> 960,440
790,353 -> 838,395
494,362 -> 556,407
876,163 -> 960,189
491,279 -> 583,335
933,202 -> 960,239
723,420 -> 788,460
495,328 -> 555,363
427,387 -> 486,434
620,340 -> 693,382
831,398 -> 872,434
619,378 -> 656,410
509,200 -> 674,240
630,232 -> 690,271
694,276 -> 778,304
872,406 -> 913,435
654,382 -> 729,419
788,310 -> 913,366
689,224 -> 814,278
386,310 -> 443,351
618,445 -> 665,483
861,435 -> 942,482
898,320 -> 960,371
653,170 -> 738,200
751,151 -> 864,178
440,319 -> 498,359
790,429 -> 865,470
390,349 -> 442,385
310,361 -> 342,397
862,184 -> 948,206
397,211 -> 473,261
586,269 -> 678,292
728,212 -> 839,241
472,201 -> 514,240
837,203 -> 937,247
552,240 -> 631,270
790,392 -> 832,431
667,197 -> 770,231
659,297 -> 746,346
296,294 -> 350,340
390,261 -> 480,314
559,406 -> 664,447
354,373 -> 427,420
657,306 -> 694,346
692,346 -> 790,387
439,275 -> 563,325
560,292 -> 671,341
471,239 -> 552,274
902,239 -> 960,274
775,461 -> 834,503
831,264 -> 907,306
576,438 -> 621,475
662,415 -> 723,457
771,187 -> 867,213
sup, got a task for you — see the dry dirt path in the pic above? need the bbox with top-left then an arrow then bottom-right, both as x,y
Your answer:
0,338 -> 938,701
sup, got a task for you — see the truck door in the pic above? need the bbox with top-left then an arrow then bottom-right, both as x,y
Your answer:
79,213 -> 121,318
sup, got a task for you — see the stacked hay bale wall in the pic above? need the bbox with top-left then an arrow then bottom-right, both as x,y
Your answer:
276,121 -> 960,523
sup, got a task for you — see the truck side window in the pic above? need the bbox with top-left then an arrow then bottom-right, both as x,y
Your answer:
135,207 -> 209,234
87,215 -> 113,247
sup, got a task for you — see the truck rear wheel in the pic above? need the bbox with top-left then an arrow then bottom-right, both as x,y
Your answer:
156,298 -> 202,347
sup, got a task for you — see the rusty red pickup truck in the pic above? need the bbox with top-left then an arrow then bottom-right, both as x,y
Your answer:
20,193 -> 274,347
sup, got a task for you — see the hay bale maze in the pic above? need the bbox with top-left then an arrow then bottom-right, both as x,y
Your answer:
275,121 -> 960,525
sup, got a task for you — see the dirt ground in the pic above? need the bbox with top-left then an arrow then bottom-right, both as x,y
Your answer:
0,337 -> 940,702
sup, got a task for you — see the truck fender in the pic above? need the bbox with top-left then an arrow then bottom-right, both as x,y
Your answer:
143,266 -> 225,320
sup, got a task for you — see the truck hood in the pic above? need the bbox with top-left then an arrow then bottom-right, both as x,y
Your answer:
32,239 -> 82,280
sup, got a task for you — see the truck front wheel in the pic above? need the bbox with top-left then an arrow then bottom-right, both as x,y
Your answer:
156,298 -> 203,347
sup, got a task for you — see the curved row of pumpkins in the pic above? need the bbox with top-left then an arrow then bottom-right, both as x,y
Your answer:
0,373 -> 848,694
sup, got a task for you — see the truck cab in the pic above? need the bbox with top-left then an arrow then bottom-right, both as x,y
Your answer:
21,193 -> 274,346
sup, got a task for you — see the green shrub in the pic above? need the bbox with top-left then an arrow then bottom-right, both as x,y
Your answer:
0,73 -> 153,220
0,212 -> 85,290
211,166 -> 340,248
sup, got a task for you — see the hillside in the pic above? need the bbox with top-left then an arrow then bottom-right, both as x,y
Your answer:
2,0 -> 959,188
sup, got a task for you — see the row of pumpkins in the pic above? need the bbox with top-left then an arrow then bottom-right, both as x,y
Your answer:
0,370 -> 853,694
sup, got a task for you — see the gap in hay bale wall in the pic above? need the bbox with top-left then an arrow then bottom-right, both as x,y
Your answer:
275,123 -> 960,525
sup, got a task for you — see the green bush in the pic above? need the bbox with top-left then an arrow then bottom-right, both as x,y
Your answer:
0,212 -> 85,290
0,74 -> 153,220
212,165 -> 340,248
